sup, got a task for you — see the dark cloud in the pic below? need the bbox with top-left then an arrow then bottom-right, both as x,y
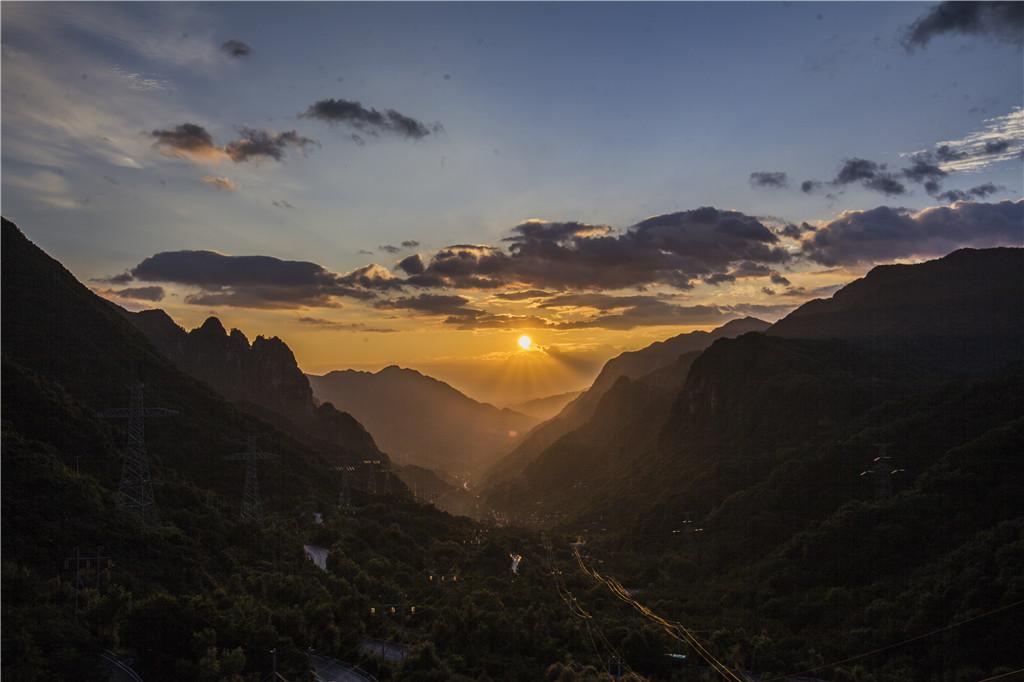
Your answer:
703,272 -> 736,286
555,300 -> 732,331
934,183 -> 1003,202
101,285 -> 166,302
935,145 -> 969,162
730,261 -> 774,277
150,123 -> 221,161
221,40 -> 252,58
903,1 -> 1024,49
762,287 -> 776,296
443,311 -> 553,330
296,316 -> 397,333
493,289 -> 552,301
749,171 -> 789,189
834,158 -> 880,184
902,155 -> 947,184
863,175 -> 907,196
379,245 -> 401,254
119,250 -> 388,308
830,158 -> 907,196
801,180 -> 823,194
272,200 -> 297,209
300,98 -> 440,139
770,272 -> 792,286
397,254 -> 425,275
779,222 -> 816,239
401,240 -> 420,248
984,138 -> 1012,154
408,208 -> 790,292
224,128 -> 318,162
802,199 -> 1023,266
375,294 -> 474,316
149,123 -> 317,164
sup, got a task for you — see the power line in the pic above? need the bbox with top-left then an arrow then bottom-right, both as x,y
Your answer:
765,599 -> 1024,680
224,439 -> 278,524
100,383 -> 177,524
572,544 -> 742,682
978,668 -> 1024,682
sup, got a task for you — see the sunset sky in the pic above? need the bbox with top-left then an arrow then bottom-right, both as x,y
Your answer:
3,2 -> 1022,404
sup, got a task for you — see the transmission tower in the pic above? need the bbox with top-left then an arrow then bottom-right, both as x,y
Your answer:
224,440 -> 278,523
100,383 -> 177,524
860,443 -> 904,499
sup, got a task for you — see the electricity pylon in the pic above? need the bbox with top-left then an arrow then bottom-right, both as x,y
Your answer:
224,440 -> 278,523
859,442 -> 904,499
100,383 -> 177,524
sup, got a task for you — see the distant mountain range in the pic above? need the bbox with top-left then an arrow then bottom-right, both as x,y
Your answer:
508,390 -> 581,420
483,316 -> 771,486
125,309 -> 386,467
483,246 -> 1024,538
308,366 -> 538,479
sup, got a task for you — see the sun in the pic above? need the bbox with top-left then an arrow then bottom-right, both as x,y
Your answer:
517,335 -> 533,350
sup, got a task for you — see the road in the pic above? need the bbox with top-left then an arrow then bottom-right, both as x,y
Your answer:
309,653 -> 377,682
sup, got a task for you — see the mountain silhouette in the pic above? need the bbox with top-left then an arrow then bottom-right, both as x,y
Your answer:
127,309 -> 381,460
483,316 -> 770,485
308,366 -> 537,479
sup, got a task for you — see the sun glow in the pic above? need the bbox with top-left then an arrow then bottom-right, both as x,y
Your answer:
517,335 -> 533,350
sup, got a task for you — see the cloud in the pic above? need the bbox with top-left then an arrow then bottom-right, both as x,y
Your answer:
272,200 -> 296,209
376,293 -> 475,315
99,285 -> 166,302
379,245 -> 401,254
903,1 -> 1024,49
224,128 -> 318,162
555,300 -> 732,331
929,107 -> 1024,172
149,123 -> 318,164
770,272 -> 791,286
802,200 -> 1024,266
984,138 -> 1011,154
493,289 -> 552,300
221,39 -> 252,58
397,254 -> 426,275
703,272 -> 736,286
902,155 -> 947,184
832,158 -> 907,196
117,250 -> 390,308
749,171 -> 789,188
401,240 -> 420,248
443,311 -> 553,330
111,66 -> 171,92
407,208 -> 791,292
150,123 -> 227,163
201,175 -> 238,192
933,183 -> 1003,202
296,316 -> 397,333
300,98 -> 441,139
801,180 -> 823,194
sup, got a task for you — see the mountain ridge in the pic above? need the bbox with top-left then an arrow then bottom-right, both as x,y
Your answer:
308,364 -> 538,479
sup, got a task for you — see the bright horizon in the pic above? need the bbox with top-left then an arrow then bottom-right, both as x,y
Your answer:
3,2 -> 1022,405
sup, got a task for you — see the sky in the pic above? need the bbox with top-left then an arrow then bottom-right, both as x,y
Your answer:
2,2 -> 1022,405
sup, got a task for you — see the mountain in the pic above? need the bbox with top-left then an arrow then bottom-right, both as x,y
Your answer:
308,366 -> 538,479
393,464 -> 480,518
490,247 -> 1024,526
0,217 -> 621,682
126,309 -> 382,463
483,316 -> 770,485
478,247 -> 1024,677
769,247 -> 1023,341
508,390 -> 582,420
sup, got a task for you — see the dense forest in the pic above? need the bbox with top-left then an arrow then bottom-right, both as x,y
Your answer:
3,218 -> 1023,681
